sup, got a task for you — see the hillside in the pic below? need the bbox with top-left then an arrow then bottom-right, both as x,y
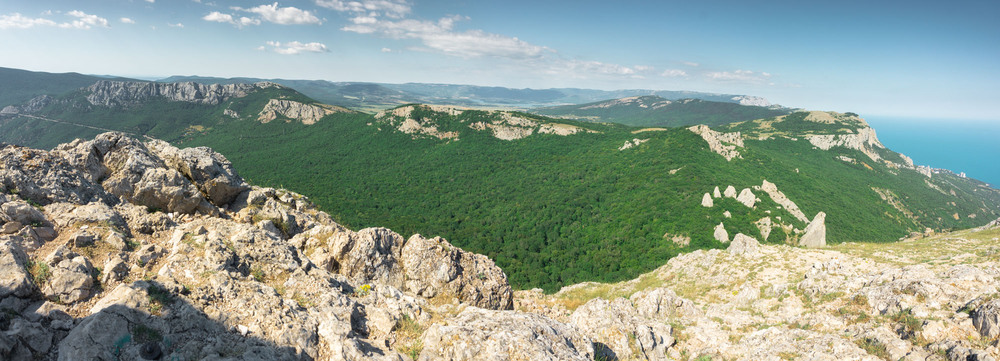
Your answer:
2,79 -> 998,293
1,134 -> 998,361
531,95 -> 791,127
0,67 -> 134,109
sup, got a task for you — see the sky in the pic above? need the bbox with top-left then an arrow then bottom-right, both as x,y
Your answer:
1,0 -> 998,120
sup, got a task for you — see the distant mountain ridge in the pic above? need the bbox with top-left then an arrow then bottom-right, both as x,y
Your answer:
157,75 -> 775,111
532,95 -> 791,128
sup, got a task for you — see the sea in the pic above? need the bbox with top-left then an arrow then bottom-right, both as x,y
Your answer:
865,117 -> 1000,189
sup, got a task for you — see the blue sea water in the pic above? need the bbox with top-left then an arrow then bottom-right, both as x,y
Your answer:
864,117 -> 1000,188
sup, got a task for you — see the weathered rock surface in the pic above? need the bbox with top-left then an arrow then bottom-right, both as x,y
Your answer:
973,299 -> 1000,339
401,234 -> 514,310
257,99 -> 348,124
728,233 -> 762,257
0,240 -> 35,299
760,179 -> 809,223
800,211 -> 827,248
86,80 -> 274,107
569,298 -> 674,360
736,188 -> 756,208
714,222 -> 729,243
808,126 -> 885,161
688,125 -> 744,161
419,307 -> 595,361
701,192 -> 713,207
724,185 -> 737,198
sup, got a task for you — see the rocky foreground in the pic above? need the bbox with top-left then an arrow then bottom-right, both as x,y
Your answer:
0,133 -> 998,360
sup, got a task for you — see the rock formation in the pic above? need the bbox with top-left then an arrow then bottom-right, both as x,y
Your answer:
257,99 -> 349,124
807,126 -> 885,162
688,125 -> 744,161
714,222 -> 729,243
736,188 -> 756,208
376,104 -> 592,141
713,186 -> 721,198
760,180 -> 809,223
701,193 -> 713,207
86,80 -> 277,107
800,212 -> 827,248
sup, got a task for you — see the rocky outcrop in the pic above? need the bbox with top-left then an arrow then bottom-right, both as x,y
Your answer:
759,180 -> 809,223
728,233 -> 762,257
800,212 -> 826,248
807,126 -> 885,162
688,125 -> 743,161
731,95 -> 771,107
420,307 -> 595,360
401,234 -> 514,310
756,217 -> 773,241
257,99 -> 347,124
570,298 -> 675,360
85,80 -> 276,107
376,104 -> 593,141
619,138 -> 649,151
973,299 -> 1000,339
713,186 -> 721,198
701,193 -> 713,207
724,185 -> 737,198
736,188 -> 756,208
714,222 -> 729,243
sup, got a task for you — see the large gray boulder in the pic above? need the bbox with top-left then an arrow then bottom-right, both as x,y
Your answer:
800,212 -> 827,248
0,145 -> 113,206
0,240 -> 36,299
41,247 -> 95,304
973,299 -> 1000,339
319,227 -> 405,287
147,140 -> 250,207
419,307 -> 595,361
401,234 -> 513,310
728,233 -> 762,257
569,298 -> 674,360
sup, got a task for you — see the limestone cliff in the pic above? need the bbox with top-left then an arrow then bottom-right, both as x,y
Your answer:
86,80 -> 279,107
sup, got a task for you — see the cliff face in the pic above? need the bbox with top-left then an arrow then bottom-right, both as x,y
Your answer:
85,80 -> 280,107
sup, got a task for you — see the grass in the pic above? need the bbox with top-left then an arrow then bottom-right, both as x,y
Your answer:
393,314 -> 426,359
855,337 -> 889,359
146,284 -> 173,315
132,324 -> 162,343
26,260 -> 51,285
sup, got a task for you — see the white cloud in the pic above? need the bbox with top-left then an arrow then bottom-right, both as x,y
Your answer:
146,0 -> 155,3
705,69 -> 773,83
120,17 -> 136,24
168,22 -> 184,28
61,10 -> 109,29
236,2 -> 321,25
381,47 -> 392,52
682,61 -> 700,67
316,0 -> 410,18
343,15 -> 550,59
203,11 -> 234,23
661,69 -> 687,77
262,40 -> 329,54
0,13 -> 58,29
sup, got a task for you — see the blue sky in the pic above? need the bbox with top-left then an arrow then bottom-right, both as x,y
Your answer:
1,0 -> 998,120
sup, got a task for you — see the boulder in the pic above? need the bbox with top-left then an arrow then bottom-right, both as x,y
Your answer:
714,222 -> 729,243
972,299 -> 1000,339
569,298 -> 674,360
147,140 -> 250,207
756,217 -> 773,242
736,188 -> 756,208
799,212 -> 826,248
419,307 -> 595,361
728,233 -> 762,257
1,201 -> 47,226
320,227 -> 405,287
41,247 -> 95,304
724,185 -> 737,198
630,288 -> 701,320
401,234 -> 514,310
0,240 -> 35,299
701,193 -> 713,207
713,186 -> 721,198
0,145 -> 114,206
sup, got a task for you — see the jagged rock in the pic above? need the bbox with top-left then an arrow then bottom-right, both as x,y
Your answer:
0,240 -> 35,299
630,288 -> 701,320
760,180 -> 809,223
688,125 -> 743,161
0,145 -> 113,206
101,257 -> 129,284
807,126 -> 884,161
45,202 -> 127,233
6,318 -> 52,355
147,140 -> 250,207
973,299 -> 1000,339
723,210 -> 731,218
756,217 -> 773,241
401,234 -> 514,310
714,222 -> 729,243
1,221 -> 21,234
257,99 -> 344,124
419,307 -> 595,361
85,80 -> 269,107
713,186 -> 721,198
69,230 -> 95,247
41,248 -> 94,304
800,212 -> 826,248
728,233 -> 761,257
569,298 -> 674,360
1,201 -> 47,226
701,193 -> 714,207
724,185 -> 737,198
321,227 -> 405,287
736,188 -> 756,208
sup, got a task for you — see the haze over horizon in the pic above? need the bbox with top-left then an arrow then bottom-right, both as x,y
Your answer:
1,0 -> 998,120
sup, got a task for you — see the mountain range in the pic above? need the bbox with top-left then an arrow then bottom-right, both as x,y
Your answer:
1,67 -> 997,293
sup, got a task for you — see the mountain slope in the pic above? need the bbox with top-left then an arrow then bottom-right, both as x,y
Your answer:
0,67 -> 134,108
2,80 -> 997,292
532,95 -> 791,127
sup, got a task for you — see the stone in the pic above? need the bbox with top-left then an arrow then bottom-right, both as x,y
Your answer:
728,233 -> 762,257
736,188 -> 756,208
0,240 -> 36,299
714,222 -> 729,243
800,212 -> 826,248
973,299 -> 1000,339
41,249 -> 95,304
419,307 -> 595,361
319,227 -> 405,287
146,140 -> 250,207
1,201 -> 47,226
701,193 -> 713,207
1,221 -> 22,234
724,185 -> 737,198
1,145 -> 114,206
713,186 -> 721,198
70,231 -> 96,247
756,217 -> 773,242
760,180 -> 809,223
570,298 -> 674,360
401,234 -> 514,310
101,257 -> 129,284
688,125 -> 744,161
